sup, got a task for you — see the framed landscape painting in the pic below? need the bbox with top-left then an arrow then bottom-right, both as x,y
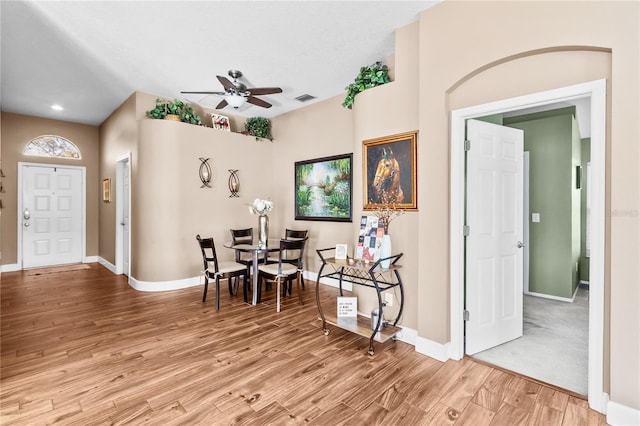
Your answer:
363,130 -> 417,210
295,153 -> 352,222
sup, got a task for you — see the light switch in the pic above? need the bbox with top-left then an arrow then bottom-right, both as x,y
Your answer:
532,213 -> 540,223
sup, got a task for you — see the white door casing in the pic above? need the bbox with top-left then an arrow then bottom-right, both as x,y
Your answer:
20,164 -> 84,268
116,154 -> 131,277
465,119 -> 524,355
450,79 -> 607,413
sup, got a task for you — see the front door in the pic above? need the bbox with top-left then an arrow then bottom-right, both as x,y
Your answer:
465,119 -> 524,355
21,164 -> 83,268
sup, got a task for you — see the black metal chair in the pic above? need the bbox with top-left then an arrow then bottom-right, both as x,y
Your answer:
258,237 -> 308,312
196,234 -> 247,311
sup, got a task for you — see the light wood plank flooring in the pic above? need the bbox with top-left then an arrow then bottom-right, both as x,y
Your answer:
1,263 -> 607,425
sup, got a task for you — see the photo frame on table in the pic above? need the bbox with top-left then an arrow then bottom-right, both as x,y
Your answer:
335,244 -> 348,260
211,113 -> 231,131
363,131 -> 417,210
294,153 -> 353,222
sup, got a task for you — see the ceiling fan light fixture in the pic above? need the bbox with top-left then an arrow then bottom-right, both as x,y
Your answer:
226,94 -> 246,108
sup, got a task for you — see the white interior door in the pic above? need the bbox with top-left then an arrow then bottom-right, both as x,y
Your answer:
22,165 -> 83,268
465,119 -> 524,355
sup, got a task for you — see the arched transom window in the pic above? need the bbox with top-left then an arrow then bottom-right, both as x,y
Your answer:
23,135 -> 82,159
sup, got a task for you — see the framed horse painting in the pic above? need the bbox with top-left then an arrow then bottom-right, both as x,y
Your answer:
363,131 -> 417,210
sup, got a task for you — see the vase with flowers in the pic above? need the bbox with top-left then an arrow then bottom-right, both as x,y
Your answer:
372,195 -> 405,268
249,198 -> 274,248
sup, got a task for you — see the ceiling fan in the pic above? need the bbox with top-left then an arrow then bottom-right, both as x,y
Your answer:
181,70 -> 282,110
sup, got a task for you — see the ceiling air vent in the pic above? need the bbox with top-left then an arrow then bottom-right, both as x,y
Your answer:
295,94 -> 316,102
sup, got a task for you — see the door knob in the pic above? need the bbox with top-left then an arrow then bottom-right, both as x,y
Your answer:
24,222 -> 30,227
517,241 -> 525,248
23,208 -> 30,220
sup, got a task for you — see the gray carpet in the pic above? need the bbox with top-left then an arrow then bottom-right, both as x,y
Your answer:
472,286 -> 588,395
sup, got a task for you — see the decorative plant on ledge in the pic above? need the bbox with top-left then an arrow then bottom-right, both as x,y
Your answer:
342,61 -> 391,109
145,98 -> 202,125
244,117 -> 272,141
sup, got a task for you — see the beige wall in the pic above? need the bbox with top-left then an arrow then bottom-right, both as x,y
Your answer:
99,93 -> 138,266
271,95 -> 354,277
418,0 -> 638,410
135,119 -> 274,282
0,113 -> 100,265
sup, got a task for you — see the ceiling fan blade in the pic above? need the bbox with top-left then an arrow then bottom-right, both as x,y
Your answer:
217,75 -> 235,91
181,91 -> 227,95
215,99 -> 229,109
248,87 -> 283,96
247,96 -> 272,108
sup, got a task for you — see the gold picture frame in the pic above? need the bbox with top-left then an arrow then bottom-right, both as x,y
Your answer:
102,178 -> 111,202
363,131 -> 417,210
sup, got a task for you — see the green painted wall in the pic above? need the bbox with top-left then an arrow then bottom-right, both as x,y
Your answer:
505,108 -> 581,299
570,116 -> 582,293
580,138 -> 591,282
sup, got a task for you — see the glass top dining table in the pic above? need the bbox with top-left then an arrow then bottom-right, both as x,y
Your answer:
224,239 -> 282,305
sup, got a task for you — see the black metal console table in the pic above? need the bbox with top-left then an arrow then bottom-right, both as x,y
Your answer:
315,248 -> 404,355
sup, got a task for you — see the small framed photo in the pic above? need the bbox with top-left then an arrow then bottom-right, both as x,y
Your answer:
102,178 -> 111,202
211,114 -> 231,131
335,244 -> 348,260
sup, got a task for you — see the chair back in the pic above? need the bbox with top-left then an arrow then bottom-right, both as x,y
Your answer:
285,229 -> 308,239
230,228 -> 254,263
230,228 -> 253,245
277,237 -> 308,274
196,234 -> 219,273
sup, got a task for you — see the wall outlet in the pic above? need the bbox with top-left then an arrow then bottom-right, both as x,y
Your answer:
384,292 -> 393,307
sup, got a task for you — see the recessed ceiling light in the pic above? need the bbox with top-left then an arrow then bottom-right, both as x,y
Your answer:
51,104 -> 64,111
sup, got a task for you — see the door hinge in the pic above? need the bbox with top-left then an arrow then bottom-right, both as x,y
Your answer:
463,310 -> 470,321
463,225 -> 470,237
464,140 -> 471,151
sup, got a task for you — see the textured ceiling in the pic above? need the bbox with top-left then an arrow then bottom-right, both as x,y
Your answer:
1,1 -> 440,126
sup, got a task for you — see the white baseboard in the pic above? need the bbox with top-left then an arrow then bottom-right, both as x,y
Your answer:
98,257 -> 117,274
128,275 -> 203,292
304,270 -> 353,292
0,263 -> 20,272
607,399 -> 640,426
415,335 -> 451,362
524,284 -> 579,303
395,325 -> 417,347
83,255 -> 98,263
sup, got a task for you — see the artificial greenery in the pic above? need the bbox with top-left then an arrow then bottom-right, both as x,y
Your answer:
145,98 -> 202,125
342,61 -> 391,109
244,117 -> 272,141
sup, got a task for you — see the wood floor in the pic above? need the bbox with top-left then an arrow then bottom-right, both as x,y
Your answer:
1,263 -> 607,425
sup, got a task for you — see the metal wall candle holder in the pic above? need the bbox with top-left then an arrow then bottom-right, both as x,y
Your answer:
199,158 -> 212,188
228,169 -> 240,197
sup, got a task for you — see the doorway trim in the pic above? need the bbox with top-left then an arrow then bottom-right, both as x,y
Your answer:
115,153 -> 131,276
449,79 -> 606,412
17,161 -> 87,269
